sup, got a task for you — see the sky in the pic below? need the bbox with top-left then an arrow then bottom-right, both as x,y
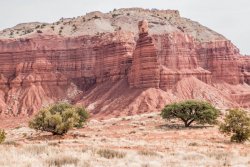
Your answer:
0,0 -> 249,54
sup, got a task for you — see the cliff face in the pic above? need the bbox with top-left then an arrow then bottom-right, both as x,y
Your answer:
0,32 -> 135,116
0,8 -> 250,117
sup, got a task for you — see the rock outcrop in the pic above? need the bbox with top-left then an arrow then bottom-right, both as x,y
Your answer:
128,20 -> 160,88
0,8 -> 250,117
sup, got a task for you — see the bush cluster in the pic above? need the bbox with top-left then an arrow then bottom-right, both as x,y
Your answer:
220,109 -> 250,143
29,102 -> 89,135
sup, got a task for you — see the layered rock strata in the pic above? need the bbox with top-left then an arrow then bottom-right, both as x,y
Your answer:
128,20 -> 160,88
0,8 -> 250,117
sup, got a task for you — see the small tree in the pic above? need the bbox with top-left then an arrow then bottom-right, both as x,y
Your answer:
29,102 -> 89,135
0,129 -> 6,144
161,100 -> 219,127
220,109 -> 250,143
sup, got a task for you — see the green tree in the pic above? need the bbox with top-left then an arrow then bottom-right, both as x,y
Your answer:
161,100 -> 219,127
0,129 -> 6,144
220,109 -> 250,143
29,102 -> 89,135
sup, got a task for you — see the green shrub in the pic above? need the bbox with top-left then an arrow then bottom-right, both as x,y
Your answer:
220,109 -> 250,143
0,129 -> 6,144
29,102 -> 89,135
161,100 -> 219,127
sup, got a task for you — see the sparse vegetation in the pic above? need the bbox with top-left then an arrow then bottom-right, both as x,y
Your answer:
0,112 -> 250,166
72,24 -> 77,31
0,129 -> 6,144
93,15 -> 100,19
46,156 -> 79,167
161,100 -> 219,127
36,30 -> 42,33
41,24 -> 46,28
29,102 -> 89,135
3,141 -> 19,147
138,150 -> 158,157
59,29 -> 62,35
97,149 -> 126,159
112,14 -> 120,18
220,109 -> 250,143
24,29 -> 33,34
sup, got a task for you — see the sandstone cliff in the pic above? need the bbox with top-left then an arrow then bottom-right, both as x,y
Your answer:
0,8 -> 250,117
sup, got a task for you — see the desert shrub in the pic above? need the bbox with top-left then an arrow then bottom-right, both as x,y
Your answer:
0,129 -> 6,144
93,15 -> 100,19
112,14 -> 120,18
41,24 -> 46,28
72,24 -> 77,31
37,30 -> 43,33
220,109 -> 250,143
23,29 -> 33,34
29,102 -> 89,135
59,29 -> 62,35
97,149 -> 126,159
161,100 -> 219,127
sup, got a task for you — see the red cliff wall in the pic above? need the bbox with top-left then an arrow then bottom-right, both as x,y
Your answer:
0,19 -> 250,116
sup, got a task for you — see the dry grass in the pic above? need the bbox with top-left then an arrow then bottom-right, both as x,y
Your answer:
138,150 -> 158,157
0,112 -> 250,167
46,156 -> 79,167
97,149 -> 126,159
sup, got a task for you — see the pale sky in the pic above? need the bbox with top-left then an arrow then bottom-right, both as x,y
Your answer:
0,0 -> 249,54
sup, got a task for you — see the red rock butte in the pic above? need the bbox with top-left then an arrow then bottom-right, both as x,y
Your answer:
0,8 -> 250,118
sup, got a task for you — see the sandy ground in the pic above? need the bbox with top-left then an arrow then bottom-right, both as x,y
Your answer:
0,112 -> 250,167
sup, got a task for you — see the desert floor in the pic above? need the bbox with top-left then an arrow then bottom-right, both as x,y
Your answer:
0,112 -> 250,167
